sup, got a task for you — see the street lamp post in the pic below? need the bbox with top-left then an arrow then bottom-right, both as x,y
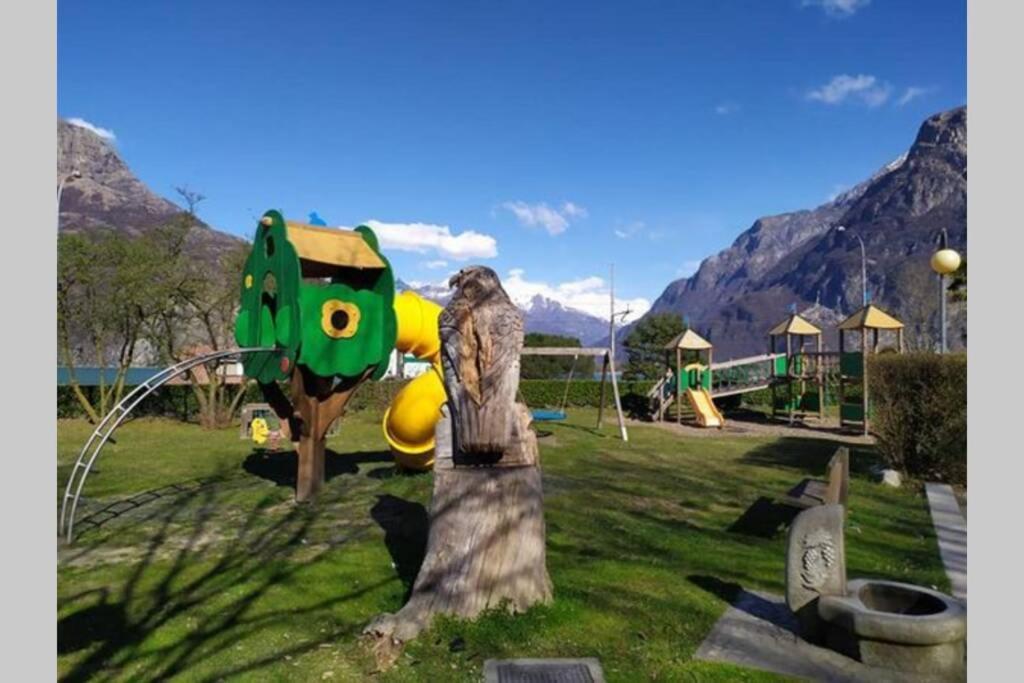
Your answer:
836,225 -> 867,307
930,229 -> 962,354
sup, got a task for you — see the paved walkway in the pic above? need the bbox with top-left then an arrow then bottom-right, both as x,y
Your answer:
925,483 -> 967,602
694,589 -> 916,682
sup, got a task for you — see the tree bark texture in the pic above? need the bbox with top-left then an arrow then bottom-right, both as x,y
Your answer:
364,406 -> 551,645
365,267 -> 551,649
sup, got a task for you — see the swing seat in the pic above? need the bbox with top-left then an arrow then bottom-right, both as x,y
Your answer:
531,409 -> 567,422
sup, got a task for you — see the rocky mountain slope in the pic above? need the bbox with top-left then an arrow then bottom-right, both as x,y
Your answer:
57,119 -> 243,255
641,106 -> 966,359
57,118 -> 610,348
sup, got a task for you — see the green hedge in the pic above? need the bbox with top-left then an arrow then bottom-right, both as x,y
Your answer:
519,379 -> 655,418
57,384 -> 257,421
58,377 -> 659,423
867,352 -> 966,485
56,380 -> 404,423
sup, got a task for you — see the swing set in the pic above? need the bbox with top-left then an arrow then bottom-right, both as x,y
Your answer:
518,346 -> 629,441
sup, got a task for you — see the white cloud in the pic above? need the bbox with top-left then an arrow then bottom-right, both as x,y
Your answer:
896,86 -> 930,107
614,221 -> 645,239
66,117 -> 116,140
560,201 -> 588,219
715,102 -> 740,115
806,74 -> 892,107
502,268 -> 651,321
802,0 -> 870,17
501,200 -> 587,236
423,259 -> 449,269
354,220 -> 497,260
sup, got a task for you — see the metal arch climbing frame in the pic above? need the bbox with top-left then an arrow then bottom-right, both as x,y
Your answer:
59,347 -> 275,544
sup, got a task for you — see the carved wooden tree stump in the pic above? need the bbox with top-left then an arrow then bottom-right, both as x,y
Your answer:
365,266 -> 552,649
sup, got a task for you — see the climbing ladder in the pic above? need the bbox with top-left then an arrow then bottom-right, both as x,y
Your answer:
59,347 -> 274,543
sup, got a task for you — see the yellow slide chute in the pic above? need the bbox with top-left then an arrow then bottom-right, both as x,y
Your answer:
681,362 -> 725,428
382,291 -> 448,470
685,387 -> 725,428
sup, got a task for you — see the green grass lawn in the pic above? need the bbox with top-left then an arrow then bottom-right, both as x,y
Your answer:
57,409 -> 948,682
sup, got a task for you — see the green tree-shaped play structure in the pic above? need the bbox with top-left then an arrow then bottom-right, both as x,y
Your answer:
235,210 -> 397,500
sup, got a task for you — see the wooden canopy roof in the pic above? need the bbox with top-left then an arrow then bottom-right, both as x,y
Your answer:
838,304 -> 904,331
768,313 -> 822,337
664,329 -> 713,351
284,221 -> 386,270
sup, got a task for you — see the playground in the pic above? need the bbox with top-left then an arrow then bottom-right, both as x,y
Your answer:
55,213 -> 966,681
57,409 -> 948,681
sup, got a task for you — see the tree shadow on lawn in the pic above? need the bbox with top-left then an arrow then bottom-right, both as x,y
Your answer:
242,447 -> 394,488
739,437 -> 880,476
725,438 -> 885,539
369,494 -> 428,599
71,476 -> 229,538
58,481 -> 394,682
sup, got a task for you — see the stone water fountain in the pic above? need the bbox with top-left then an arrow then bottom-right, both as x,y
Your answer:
786,504 -> 966,679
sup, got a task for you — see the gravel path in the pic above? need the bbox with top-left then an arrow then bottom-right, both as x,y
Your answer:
631,413 -> 876,445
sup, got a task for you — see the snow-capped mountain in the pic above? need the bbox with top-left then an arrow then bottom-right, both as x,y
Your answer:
397,280 -> 609,345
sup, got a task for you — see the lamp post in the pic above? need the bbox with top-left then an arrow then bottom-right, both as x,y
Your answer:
930,229 -> 962,354
836,225 -> 867,307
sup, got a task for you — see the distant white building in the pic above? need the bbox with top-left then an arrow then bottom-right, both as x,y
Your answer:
382,349 -> 433,379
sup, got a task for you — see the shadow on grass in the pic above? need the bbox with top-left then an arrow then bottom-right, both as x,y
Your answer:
72,476 -> 228,537
739,438 -> 879,476
57,480 -> 392,682
242,448 -> 393,488
369,494 -> 429,599
688,575 -> 798,636
546,421 -> 608,439
727,496 -> 799,539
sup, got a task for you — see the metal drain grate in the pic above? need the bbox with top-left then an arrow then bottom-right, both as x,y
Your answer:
484,658 -> 605,683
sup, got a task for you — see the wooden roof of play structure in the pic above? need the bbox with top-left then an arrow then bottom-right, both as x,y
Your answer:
838,304 -> 904,331
664,329 -> 713,351
284,221 -> 386,270
768,313 -> 822,337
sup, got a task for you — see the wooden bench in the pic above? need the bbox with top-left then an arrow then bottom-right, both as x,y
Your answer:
777,446 -> 849,511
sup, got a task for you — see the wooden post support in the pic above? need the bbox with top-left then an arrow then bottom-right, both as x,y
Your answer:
676,347 -> 682,425
607,350 -> 629,442
838,329 -> 846,430
365,266 -> 552,653
260,365 -> 366,502
861,328 -> 870,436
817,335 -> 824,421
786,334 -> 794,425
597,353 -> 609,428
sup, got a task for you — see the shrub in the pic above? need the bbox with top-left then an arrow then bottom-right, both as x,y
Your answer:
521,333 -> 596,379
867,352 -> 966,485
519,379 -> 654,418
59,377 -> 658,424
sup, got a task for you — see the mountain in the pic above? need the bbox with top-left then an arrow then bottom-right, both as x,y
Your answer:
57,119 -> 243,255
640,106 -> 966,359
397,280 -> 610,345
521,295 -> 610,346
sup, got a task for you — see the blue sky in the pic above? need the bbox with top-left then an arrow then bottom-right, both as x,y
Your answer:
58,0 -> 965,319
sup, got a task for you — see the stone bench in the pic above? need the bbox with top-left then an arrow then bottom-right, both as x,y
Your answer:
777,447 -> 849,511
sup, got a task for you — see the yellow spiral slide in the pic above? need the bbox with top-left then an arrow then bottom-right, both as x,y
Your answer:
381,291 -> 448,470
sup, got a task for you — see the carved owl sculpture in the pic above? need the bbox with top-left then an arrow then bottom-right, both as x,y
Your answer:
439,266 -> 524,455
